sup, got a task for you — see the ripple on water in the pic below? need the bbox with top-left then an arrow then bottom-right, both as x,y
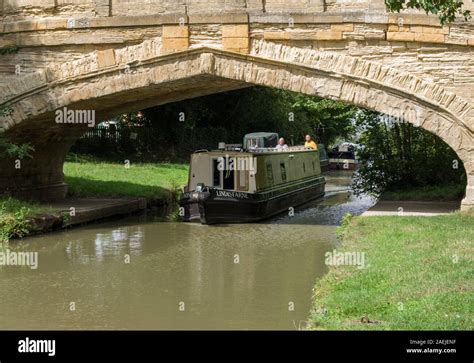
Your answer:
0,177 -> 374,330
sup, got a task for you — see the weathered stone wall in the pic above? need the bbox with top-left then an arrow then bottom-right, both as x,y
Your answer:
2,7 -> 473,101
0,0 -> 473,208
1,0 -> 473,19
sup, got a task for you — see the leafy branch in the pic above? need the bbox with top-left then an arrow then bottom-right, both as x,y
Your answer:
0,106 -> 13,118
0,46 -> 19,56
385,0 -> 471,25
0,106 -> 34,159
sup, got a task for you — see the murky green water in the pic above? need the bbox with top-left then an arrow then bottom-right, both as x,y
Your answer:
0,172 -> 374,330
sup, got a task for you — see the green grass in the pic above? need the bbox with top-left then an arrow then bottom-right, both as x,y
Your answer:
381,183 -> 465,201
64,154 -> 189,200
0,197 -> 56,216
0,198 -> 58,242
309,212 -> 474,330
0,156 -> 189,241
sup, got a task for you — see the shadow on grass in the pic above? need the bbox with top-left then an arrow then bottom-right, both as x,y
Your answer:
65,176 -> 174,200
380,183 -> 466,202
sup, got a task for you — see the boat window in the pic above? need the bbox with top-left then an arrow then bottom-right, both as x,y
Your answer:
223,169 -> 235,190
266,162 -> 274,185
280,162 -> 287,182
247,138 -> 259,149
237,170 -> 248,191
212,159 -> 221,187
303,162 -> 306,173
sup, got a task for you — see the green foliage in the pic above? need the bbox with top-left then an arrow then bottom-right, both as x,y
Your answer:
291,96 -> 357,146
0,198 -> 64,242
0,106 -> 34,159
166,207 -> 182,222
0,106 -> 13,118
385,0 -> 471,24
0,200 -> 31,242
352,110 -> 466,198
0,138 -> 35,159
0,46 -> 19,56
73,87 -> 357,161
336,212 -> 353,239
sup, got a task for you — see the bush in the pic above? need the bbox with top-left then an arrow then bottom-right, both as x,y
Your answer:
0,203 -> 31,242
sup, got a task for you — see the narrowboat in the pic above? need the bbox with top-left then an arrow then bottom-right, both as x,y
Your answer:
328,143 -> 359,171
179,133 -> 326,224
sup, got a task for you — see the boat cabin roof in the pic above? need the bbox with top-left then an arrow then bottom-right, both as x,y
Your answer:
195,145 -> 317,157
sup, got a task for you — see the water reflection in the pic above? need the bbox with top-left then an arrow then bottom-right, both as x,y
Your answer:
0,173 -> 375,330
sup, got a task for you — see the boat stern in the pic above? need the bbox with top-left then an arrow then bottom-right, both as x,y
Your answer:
179,187 -> 211,224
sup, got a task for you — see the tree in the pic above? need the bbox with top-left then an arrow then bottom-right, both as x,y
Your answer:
291,96 -> 356,146
385,0 -> 471,24
352,110 -> 466,197
140,87 -> 357,159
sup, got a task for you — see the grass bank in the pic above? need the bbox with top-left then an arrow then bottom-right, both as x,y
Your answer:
64,154 -> 189,201
0,198 -> 60,242
1,156 -> 189,241
380,183 -> 465,201
309,212 -> 474,330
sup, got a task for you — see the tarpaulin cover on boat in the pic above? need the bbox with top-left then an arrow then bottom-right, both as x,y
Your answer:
243,132 -> 279,149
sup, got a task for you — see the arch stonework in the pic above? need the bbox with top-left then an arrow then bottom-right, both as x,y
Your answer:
0,38 -> 472,209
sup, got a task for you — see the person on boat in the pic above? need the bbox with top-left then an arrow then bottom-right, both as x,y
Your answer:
276,138 -> 288,151
304,135 -> 318,150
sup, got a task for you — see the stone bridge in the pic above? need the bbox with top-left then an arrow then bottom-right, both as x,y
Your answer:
0,0 -> 473,210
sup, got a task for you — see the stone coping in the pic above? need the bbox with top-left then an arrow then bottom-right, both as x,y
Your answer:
1,11 -> 473,34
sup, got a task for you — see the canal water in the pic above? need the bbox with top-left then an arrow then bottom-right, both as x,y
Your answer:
0,172 -> 375,330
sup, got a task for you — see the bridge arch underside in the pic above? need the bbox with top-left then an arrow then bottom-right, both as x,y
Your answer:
1,47 -> 473,210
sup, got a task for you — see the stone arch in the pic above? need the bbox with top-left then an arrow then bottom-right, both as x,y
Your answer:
0,40 -> 472,209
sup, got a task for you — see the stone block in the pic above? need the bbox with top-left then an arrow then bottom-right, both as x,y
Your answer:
222,24 -> 249,38
162,37 -> 189,52
225,48 -> 249,54
410,25 -> 449,35
263,31 -> 290,40
162,24 -> 189,52
444,36 -> 468,46
162,25 -> 189,38
330,24 -> 354,32
186,0 -> 247,13
388,25 -> 410,32
315,31 -> 342,41
223,37 -> 248,49
188,13 -> 248,24
264,0 -> 324,12
414,33 -> 445,44
388,14 -> 441,27
3,0 -> 55,12
246,0 -> 263,12
387,32 -> 415,42
97,49 -> 116,68
41,19 -> 68,30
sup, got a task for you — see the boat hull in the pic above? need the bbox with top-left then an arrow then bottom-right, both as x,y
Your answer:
320,161 -> 331,172
180,177 -> 326,224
